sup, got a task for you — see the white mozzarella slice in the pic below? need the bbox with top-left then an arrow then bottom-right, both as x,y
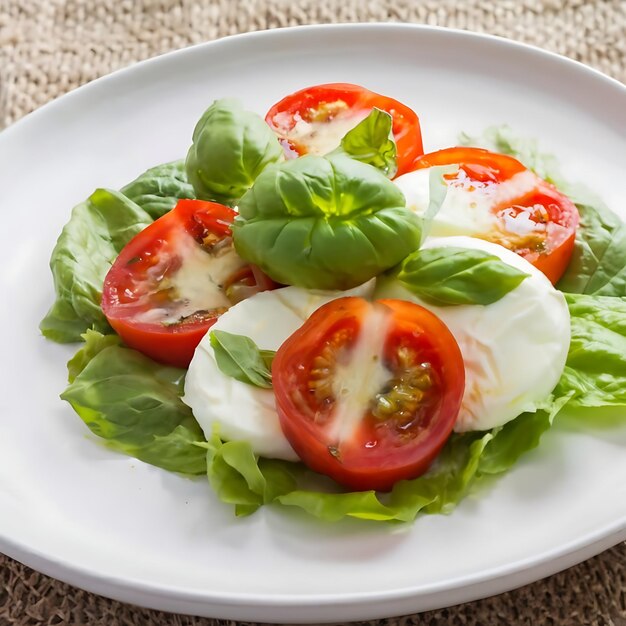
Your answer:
328,305 -> 392,443
183,281 -> 376,460
274,109 -> 369,156
394,166 -> 545,241
132,231 -> 247,325
374,236 -> 570,432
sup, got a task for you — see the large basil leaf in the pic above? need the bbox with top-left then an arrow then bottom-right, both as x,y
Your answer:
209,330 -> 274,388
232,153 -> 421,290
334,108 -> 397,178
62,330 -> 206,475
393,246 -> 528,306
555,293 -> 626,408
40,189 -> 153,343
121,160 -> 195,219
185,99 -> 284,206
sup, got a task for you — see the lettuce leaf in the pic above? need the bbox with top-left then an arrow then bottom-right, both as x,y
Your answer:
40,189 -> 153,343
556,194 -> 626,296
555,294 -> 626,408
61,330 -> 206,475
120,160 -> 195,219
202,402 -> 579,522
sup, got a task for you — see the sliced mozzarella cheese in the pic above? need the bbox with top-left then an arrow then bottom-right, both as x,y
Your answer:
374,236 -> 570,432
133,231 -> 247,325
275,109 -> 369,156
394,167 -> 545,241
183,281 -> 376,460
328,304 -> 392,443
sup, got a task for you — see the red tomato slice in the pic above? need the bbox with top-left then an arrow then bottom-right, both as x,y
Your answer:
272,297 -> 464,492
411,147 -> 580,284
101,199 -> 276,368
265,83 -> 424,176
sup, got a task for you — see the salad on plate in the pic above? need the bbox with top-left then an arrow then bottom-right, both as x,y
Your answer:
40,83 -> 626,522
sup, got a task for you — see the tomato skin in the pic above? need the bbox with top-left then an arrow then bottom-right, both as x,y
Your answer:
102,199 -> 276,368
410,147 -> 580,284
265,83 -> 424,176
412,147 -> 528,182
272,297 -> 465,492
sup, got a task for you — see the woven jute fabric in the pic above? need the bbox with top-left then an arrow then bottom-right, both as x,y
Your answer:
1,0 -> 625,624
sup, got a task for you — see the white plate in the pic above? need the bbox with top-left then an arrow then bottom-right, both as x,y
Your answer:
0,24 -> 625,623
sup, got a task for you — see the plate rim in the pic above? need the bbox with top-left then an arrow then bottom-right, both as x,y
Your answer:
2,22 -> 624,141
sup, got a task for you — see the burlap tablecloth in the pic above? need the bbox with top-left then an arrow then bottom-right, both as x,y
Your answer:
1,1 -> 625,624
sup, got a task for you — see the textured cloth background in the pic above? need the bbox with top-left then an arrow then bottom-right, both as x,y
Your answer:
1,0 -> 625,624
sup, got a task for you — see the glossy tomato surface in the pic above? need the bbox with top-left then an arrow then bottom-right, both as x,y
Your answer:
265,83 -> 424,176
272,297 -> 465,492
411,146 -> 580,284
102,199 -> 275,368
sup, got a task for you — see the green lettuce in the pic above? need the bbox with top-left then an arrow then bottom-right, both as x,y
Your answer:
40,189 -> 153,343
121,160 -> 195,219
556,194 -> 626,296
185,99 -> 284,206
555,294 -> 626,408
232,153 -> 421,290
62,330 -> 206,475
202,400 -> 575,522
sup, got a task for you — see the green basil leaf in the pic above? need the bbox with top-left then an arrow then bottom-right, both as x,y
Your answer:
204,428 -> 299,517
210,330 -> 274,388
121,160 -> 196,219
61,331 -> 206,475
396,246 -> 529,306
40,189 -> 153,343
233,153 -> 421,290
185,99 -> 284,206
335,108 -> 397,178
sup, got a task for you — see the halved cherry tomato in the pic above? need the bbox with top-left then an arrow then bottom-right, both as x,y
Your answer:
265,83 -> 424,176
410,147 -> 580,284
101,199 -> 276,368
272,297 -> 464,492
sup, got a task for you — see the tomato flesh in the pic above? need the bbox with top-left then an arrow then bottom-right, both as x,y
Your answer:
265,83 -> 424,176
410,147 -> 579,284
102,199 -> 276,368
272,297 -> 465,491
